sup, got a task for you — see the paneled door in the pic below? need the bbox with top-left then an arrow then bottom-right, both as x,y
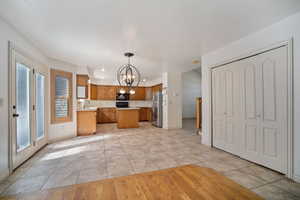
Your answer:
212,46 -> 288,173
240,46 -> 288,173
10,48 -> 48,170
212,63 -> 241,155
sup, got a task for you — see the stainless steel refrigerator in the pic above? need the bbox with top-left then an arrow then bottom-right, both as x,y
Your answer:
152,91 -> 163,127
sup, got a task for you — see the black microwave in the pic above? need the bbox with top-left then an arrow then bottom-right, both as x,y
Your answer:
116,93 -> 130,101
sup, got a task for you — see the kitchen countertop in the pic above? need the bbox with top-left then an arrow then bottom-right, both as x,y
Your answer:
116,107 -> 141,110
77,107 -> 98,112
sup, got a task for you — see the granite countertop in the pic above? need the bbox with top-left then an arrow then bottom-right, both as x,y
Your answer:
116,107 -> 141,110
77,107 -> 98,112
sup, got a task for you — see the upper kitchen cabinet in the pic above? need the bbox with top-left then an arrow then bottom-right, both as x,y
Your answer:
145,87 -> 152,100
152,84 -> 162,95
76,74 -> 89,99
130,87 -> 146,100
88,84 -> 98,100
97,85 -> 117,100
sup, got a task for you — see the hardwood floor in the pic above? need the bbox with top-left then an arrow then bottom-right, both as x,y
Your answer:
0,165 -> 263,200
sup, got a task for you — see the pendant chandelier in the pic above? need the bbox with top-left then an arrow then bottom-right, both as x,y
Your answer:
117,52 -> 141,94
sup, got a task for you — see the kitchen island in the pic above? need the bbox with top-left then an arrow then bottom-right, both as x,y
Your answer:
77,107 -> 97,136
116,108 -> 140,128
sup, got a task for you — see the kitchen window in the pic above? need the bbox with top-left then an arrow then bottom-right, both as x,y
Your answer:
50,69 -> 73,123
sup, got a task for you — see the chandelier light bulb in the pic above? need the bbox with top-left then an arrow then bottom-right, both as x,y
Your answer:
119,88 -> 126,94
129,89 -> 135,94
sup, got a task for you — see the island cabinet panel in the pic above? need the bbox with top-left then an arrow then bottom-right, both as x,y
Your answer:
97,86 -> 117,100
130,87 -> 146,100
99,108 -> 116,123
77,111 -> 97,136
116,109 -> 139,128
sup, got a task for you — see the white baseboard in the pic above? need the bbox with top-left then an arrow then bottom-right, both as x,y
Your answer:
0,168 -> 9,182
293,174 -> 300,183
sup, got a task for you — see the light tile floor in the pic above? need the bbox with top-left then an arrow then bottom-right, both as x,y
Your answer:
0,121 -> 300,200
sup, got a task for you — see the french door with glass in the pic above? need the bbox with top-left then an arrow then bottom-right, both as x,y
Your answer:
10,48 -> 47,170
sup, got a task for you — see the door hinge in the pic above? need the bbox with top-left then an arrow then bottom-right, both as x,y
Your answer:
33,69 -> 35,74
33,105 -> 35,110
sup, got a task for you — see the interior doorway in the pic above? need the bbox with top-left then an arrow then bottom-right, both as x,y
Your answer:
182,68 -> 202,133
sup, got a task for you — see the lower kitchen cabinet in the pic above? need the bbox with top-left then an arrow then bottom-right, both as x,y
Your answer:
77,110 -> 97,136
139,107 -> 152,122
98,108 -> 116,123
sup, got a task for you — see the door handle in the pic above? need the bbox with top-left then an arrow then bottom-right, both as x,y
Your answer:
13,113 -> 19,118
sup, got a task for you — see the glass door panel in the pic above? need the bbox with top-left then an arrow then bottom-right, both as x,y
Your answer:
16,63 -> 31,151
36,73 -> 45,140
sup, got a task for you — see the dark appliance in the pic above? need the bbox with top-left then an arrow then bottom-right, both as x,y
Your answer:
116,101 -> 129,108
116,93 -> 129,108
116,93 -> 130,101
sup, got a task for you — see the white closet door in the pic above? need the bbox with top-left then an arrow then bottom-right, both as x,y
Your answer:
212,64 -> 241,155
257,46 -> 288,173
240,56 -> 262,164
212,68 -> 226,150
212,46 -> 288,173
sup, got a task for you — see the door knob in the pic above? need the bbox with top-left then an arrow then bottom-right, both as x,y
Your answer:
13,113 -> 19,118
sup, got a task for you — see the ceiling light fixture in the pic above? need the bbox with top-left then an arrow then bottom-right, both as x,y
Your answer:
117,52 -> 141,94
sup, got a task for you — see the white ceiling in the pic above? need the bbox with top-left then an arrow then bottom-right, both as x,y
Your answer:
1,0 -> 300,80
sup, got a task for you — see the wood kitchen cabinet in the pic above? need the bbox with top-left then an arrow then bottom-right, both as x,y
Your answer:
152,84 -> 162,96
76,74 -> 89,99
88,84 -> 98,100
139,108 -> 148,121
130,87 -> 146,100
77,74 -> 89,86
98,108 -> 116,123
97,86 -> 117,100
77,110 -> 97,136
145,87 -> 153,100
139,107 -> 152,121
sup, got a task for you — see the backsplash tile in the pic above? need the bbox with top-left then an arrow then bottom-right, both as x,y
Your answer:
78,100 -> 152,109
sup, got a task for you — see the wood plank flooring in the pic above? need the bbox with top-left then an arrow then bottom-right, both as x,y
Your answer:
0,165 -> 263,200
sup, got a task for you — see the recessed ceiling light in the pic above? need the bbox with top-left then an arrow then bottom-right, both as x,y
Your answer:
101,68 -> 105,72
192,60 -> 200,64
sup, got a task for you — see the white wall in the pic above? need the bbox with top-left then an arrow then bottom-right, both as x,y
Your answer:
182,70 -> 201,119
0,17 -> 49,180
162,72 -> 182,129
48,59 -> 77,143
201,12 -> 300,181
